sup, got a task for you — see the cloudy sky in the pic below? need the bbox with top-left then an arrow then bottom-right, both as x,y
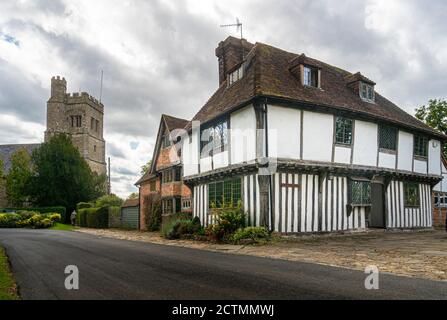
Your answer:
1,0 -> 446,198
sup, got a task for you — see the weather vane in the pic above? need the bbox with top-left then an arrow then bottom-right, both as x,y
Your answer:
220,17 -> 243,39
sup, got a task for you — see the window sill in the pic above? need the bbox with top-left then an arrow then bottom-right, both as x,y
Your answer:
334,143 -> 352,149
404,205 -> 420,209
413,156 -> 428,161
349,204 -> 372,208
379,148 -> 397,155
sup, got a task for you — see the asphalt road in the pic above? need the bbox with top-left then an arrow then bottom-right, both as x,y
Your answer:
0,229 -> 445,300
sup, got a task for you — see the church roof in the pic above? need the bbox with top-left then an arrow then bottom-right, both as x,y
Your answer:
0,144 -> 41,173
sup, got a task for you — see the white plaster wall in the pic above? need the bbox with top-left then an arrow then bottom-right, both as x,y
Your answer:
302,111 -> 333,162
267,105 -> 301,159
213,150 -> 228,169
230,105 -> 257,164
200,157 -> 212,173
378,152 -> 396,169
334,146 -> 351,164
414,159 -> 427,174
428,139 -> 441,175
397,131 -> 413,171
352,120 -> 378,167
182,130 -> 199,177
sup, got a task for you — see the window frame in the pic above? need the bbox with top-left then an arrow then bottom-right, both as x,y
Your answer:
200,118 -> 228,158
349,179 -> 372,207
360,82 -> 375,103
378,125 -> 398,152
208,178 -> 242,209
228,64 -> 244,87
181,198 -> 191,210
334,117 -> 353,146
149,180 -> 156,192
404,182 -> 420,208
413,135 -> 428,158
303,65 -> 319,88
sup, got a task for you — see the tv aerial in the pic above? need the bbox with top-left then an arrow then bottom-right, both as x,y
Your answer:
220,17 -> 243,39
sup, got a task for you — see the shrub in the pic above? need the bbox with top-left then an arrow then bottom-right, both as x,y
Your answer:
108,206 -> 121,228
76,202 -> 93,210
162,217 -> 203,240
0,214 -> 22,228
0,211 -> 58,229
144,194 -> 161,231
206,206 -> 246,242
78,207 -> 109,229
95,195 -> 123,208
231,227 -> 271,244
0,207 -> 66,223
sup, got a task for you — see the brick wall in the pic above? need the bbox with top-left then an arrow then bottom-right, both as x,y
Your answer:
433,208 -> 447,229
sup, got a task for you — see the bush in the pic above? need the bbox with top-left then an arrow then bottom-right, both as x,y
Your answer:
162,217 -> 203,240
108,206 -> 121,228
95,195 -> 123,208
205,206 -> 246,242
76,202 -> 93,210
231,227 -> 271,244
0,207 -> 66,223
0,211 -> 59,229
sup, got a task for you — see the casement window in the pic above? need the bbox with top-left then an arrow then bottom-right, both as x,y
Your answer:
360,83 -> 375,102
379,125 -> 398,151
335,117 -> 353,145
71,115 -> 82,127
208,178 -> 242,209
350,180 -> 371,206
303,66 -> 319,87
404,182 -> 420,207
149,180 -> 156,192
162,134 -> 172,148
174,167 -> 182,181
228,64 -> 244,86
182,198 -> 191,210
162,170 -> 173,184
414,135 -> 428,158
200,119 -> 228,158
162,198 -> 181,214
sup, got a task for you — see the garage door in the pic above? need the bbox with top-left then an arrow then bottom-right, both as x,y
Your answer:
121,206 -> 140,229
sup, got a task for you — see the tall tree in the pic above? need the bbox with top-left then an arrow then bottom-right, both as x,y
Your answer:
0,157 -> 5,193
127,192 -> 139,200
415,99 -> 447,157
140,160 -> 152,176
28,134 -> 105,216
6,148 -> 32,206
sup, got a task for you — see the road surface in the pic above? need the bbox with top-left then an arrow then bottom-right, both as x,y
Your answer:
0,229 -> 445,300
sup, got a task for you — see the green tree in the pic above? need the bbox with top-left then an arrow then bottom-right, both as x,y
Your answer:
0,157 -> 5,192
127,192 -> 139,200
28,134 -> 105,219
415,99 -> 447,157
6,148 -> 32,206
95,194 -> 123,207
140,160 -> 152,176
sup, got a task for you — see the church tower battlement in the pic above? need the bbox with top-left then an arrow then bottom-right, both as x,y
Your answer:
45,76 -> 106,175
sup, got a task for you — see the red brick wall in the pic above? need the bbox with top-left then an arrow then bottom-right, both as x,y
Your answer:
433,208 -> 447,229
156,146 -> 179,170
139,178 -> 160,230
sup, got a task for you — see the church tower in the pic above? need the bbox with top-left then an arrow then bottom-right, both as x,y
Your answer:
45,76 -> 107,175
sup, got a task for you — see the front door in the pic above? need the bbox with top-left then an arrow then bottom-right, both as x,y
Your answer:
369,183 -> 385,228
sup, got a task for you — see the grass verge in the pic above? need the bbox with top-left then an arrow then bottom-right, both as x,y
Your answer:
50,223 -> 77,231
0,247 -> 19,300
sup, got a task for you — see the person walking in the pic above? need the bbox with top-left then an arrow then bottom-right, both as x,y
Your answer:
70,210 -> 77,226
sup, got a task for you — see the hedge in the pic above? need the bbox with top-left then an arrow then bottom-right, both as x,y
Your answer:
77,207 -> 109,229
0,207 -> 66,223
76,202 -> 93,211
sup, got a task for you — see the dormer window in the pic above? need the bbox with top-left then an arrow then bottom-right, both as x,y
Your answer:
228,64 -> 244,86
360,82 -> 375,102
303,66 -> 319,87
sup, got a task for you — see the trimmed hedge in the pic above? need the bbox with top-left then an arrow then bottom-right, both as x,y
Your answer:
77,207 -> 109,229
76,202 -> 93,211
0,207 -> 66,223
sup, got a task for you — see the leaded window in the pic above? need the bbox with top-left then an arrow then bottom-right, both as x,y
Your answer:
351,180 -> 371,206
335,117 -> 353,145
404,182 -> 420,207
379,125 -> 397,151
414,135 -> 428,158
208,178 -> 242,209
162,170 -> 172,184
200,119 -> 228,158
228,64 -> 244,86
360,83 -> 375,102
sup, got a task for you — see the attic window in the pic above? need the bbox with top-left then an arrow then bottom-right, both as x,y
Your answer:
303,66 -> 319,87
228,64 -> 244,86
360,82 -> 375,102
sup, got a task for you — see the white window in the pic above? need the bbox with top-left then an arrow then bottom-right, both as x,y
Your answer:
228,65 -> 244,86
303,66 -> 318,87
360,83 -> 375,102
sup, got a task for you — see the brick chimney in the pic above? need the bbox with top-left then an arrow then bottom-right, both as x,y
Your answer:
215,36 -> 254,85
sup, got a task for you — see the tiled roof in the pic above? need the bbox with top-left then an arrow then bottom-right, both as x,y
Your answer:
162,114 -> 189,131
0,144 -> 41,173
122,198 -> 139,208
187,40 -> 445,139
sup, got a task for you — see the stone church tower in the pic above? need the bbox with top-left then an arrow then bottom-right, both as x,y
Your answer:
44,76 -> 107,175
